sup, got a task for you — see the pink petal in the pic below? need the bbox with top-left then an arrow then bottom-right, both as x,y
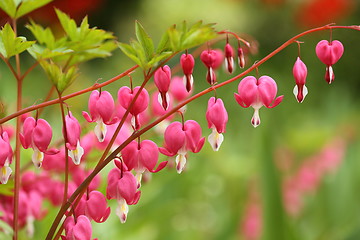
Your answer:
33,119 -> 53,152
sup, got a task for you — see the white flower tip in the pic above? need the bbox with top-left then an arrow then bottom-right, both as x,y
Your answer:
1,165 -> 12,184
175,154 -> 187,174
208,129 -> 224,151
94,121 -> 107,142
293,85 -> 308,103
251,109 -> 261,128
32,149 -> 44,168
68,141 -> 84,165
116,199 -> 129,224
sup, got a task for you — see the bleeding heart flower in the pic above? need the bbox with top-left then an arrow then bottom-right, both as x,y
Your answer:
0,131 -> 12,184
200,49 -> 224,85
75,191 -> 110,223
20,117 -> 59,168
159,120 -> 205,173
293,57 -> 308,103
121,140 -> 167,187
154,65 -> 172,110
64,112 -> 84,165
107,166 -> 141,223
82,90 -> 118,142
234,76 -> 283,128
315,40 -> 344,84
206,97 -> 228,151
180,53 -> 195,92
118,86 -> 149,130
224,43 -> 235,74
238,46 -> 246,69
62,215 -> 93,240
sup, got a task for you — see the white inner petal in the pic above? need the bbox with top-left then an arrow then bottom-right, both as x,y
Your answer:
94,120 -> 107,142
68,140 -> 84,165
116,199 -> 129,224
175,153 -> 187,174
208,128 -> 224,151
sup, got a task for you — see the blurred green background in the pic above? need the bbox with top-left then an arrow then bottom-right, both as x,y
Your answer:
2,0 -> 360,239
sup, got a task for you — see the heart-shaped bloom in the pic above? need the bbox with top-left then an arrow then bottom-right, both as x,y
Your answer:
200,49 -> 224,85
180,53 -> 195,92
118,86 -> 149,130
159,120 -> 205,173
107,167 -> 141,223
0,131 -> 12,184
20,117 -> 59,168
82,90 -> 118,142
224,43 -> 235,74
206,97 -> 228,151
121,140 -> 167,186
64,112 -> 84,165
315,40 -> 344,84
75,191 -> 110,223
154,65 -> 172,110
62,215 -> 93,240
234,76 -> 283,128
293,57 -> 308,103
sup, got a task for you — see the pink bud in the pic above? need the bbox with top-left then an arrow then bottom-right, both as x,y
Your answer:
206,97 -> 228,134
200,49 -> 224,85
292,57 -> 308,103
224,43 -> 235,74
315,40 -> 344,84
234,76 -> 283,127
180,53 -> 195,92
238,47 -> 245,68
154,65 -> 172,110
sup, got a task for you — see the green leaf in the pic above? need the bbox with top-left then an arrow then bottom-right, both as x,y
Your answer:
167,24 -> 181,51
26,21 -> 56,49
55,9 -> 77,40
156,31 -> 170,54
15,0 -> 53,18
118,42 -> 142,66
0,0 -> 19,18
0,23 -> 35,58
135,21 -> 154,61
39,61 -> 78,93
147,51 -> 173,67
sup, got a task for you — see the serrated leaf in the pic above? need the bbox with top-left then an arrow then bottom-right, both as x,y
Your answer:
118,42 -> 142,66
39,61 -> 78,93
55,9 -> 77,40
26,21 -> 56,49
156,31 -> 170,54
16,0 -> 53,18
0,0 -> 19,18
135,21 -> 154,61
147,51 -> 173,67
27,44 -> 73,59
167,25 -> 181,51
0,23 -> 35,58
130,39 -> 147,68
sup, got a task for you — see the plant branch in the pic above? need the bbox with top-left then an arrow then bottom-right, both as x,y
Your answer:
0,65 -> 139,124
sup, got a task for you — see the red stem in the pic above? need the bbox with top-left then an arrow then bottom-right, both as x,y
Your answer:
0,65 -> 139,124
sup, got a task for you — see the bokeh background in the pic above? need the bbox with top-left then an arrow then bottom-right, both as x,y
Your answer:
1,0 -> 360,239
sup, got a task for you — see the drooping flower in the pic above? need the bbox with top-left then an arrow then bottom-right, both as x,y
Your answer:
169,76 -> 193,103
75,191 -> 110,223
154,65 -> 172,111
224,43 -> 235,74
82,90 -> 118,142
238,46 -> 246,68
206,97 -> 228,151
121,139 -> 167,187
234,76 -> 283,128
107,165 -> 141,223
292,57 -> 308,103
61,215 -> 93,240
200,49 -> 224,85
20,117 -> 59,167
118,86 -> 149,130
0,130 -> 12,184
315,40 -> 344,84
64,111 -> 84,165
159,120 -> 205,173
180,53 -> 195,92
